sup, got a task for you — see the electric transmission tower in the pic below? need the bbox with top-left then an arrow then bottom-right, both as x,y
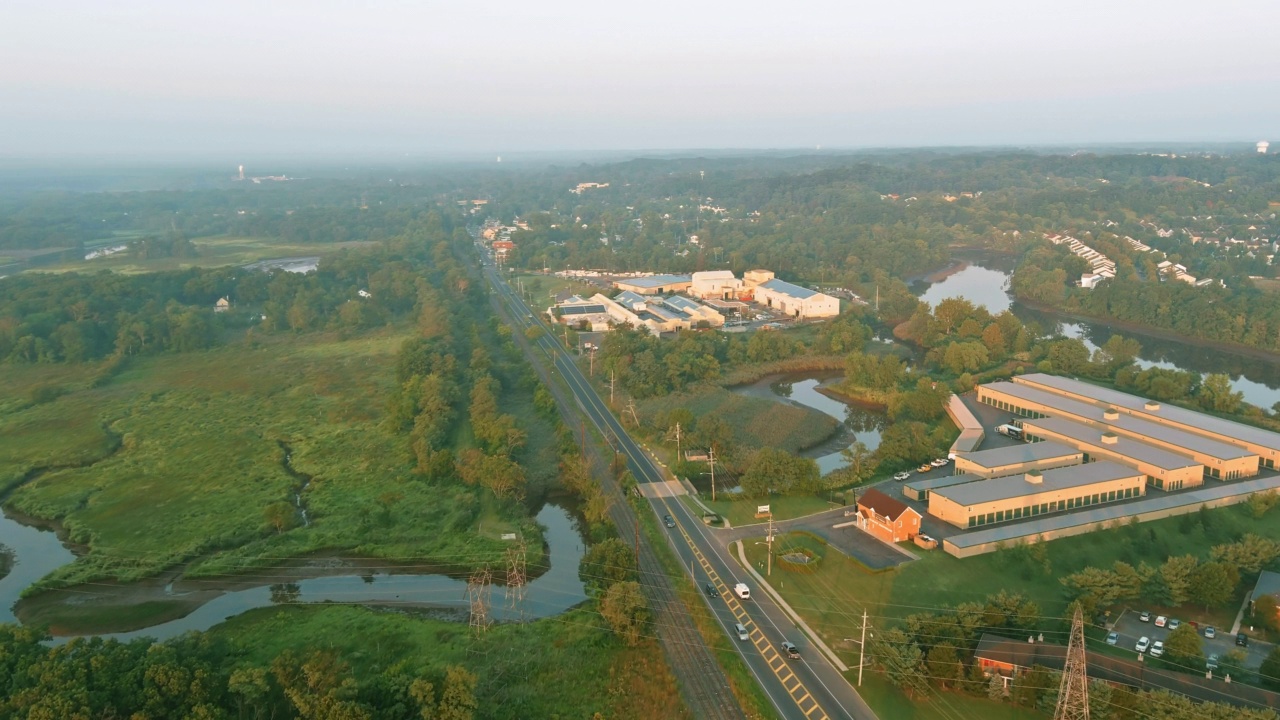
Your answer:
505,540 -> 528,616
1054,604 -> 1090,720
467,565 -> 493,637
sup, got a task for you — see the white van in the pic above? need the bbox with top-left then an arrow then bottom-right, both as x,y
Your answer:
734,623 -> 749,640
733,583 -> 750,599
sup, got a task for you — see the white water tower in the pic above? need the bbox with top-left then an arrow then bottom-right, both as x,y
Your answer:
1259,141 -> 1270,155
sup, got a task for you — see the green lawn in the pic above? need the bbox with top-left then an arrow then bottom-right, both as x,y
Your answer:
509,273 -> 601,305
209,604 -> 688,720
34,235 -> 377,275
695,494 -> 840,527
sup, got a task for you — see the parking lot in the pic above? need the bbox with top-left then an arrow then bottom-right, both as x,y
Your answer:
1110,608 -> 1274,669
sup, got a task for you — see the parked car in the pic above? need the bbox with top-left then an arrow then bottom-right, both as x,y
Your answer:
893,471 -> 911,481
1204,626 -> 1216,639
781,641 -> 800,659
1136,636 -> 1151,653
733,583 -> 750,600
1139,611 -> 1151,623
1150,640 -> 1165,658
917,464 -> 932,473
1154,615 -> 1168,628
1237,632 -> 1249,647
664,514 -> 676,528
1206,654 -> 1220,671
1106,631 -> 1119,645
1168,618 -> 1180,631
930,458 -> 949,467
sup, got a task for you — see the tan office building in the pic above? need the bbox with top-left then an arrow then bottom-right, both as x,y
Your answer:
928,461 -> 1146,529
1013,373 -> 1280,471
953,441 -> 1083,479
1021,416 -> 1204,491
978,380 -> 1259,481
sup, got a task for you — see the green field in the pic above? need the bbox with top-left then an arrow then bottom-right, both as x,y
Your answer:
858,674 -> 1043,720
34,235 -> 378,274
638,386 -> 840,456
693,494 -> 840,527
0,323 -> 553,594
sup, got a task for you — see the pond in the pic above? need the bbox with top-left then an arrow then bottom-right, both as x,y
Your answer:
731,372 -> 886,475
914,252 -> 1280,410
0,503 -> 587,642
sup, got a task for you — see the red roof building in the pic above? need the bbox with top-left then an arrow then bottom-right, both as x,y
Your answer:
856,487 -> 922,544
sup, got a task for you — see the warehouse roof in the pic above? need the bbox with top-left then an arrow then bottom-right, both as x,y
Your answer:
1022,417 -> 1200,471
559,304 -> 606,316
946,474 -> 1280,551
616,274 -> 691,289
931,461 -> 1141,507
1016,374 -> 1280,452
613,290 -> 649,307
957,441 -> 1082,469
904,473 -> 984,493
984,382 -> 1252,461
692,270 -> 736,281
660,295 -> 705,313
759,278 -> 818,300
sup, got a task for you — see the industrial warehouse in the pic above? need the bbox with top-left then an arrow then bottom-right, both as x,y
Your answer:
547,268 -> 840,335
899,374 -> 1280,558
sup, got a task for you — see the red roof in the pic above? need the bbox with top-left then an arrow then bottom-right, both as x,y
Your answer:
857,487 -> 916,522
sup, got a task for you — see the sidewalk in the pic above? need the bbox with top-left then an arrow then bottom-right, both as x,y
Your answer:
734,540 -> 849,672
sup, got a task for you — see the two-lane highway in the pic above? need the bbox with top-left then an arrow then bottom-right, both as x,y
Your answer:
481,256 -> 877,720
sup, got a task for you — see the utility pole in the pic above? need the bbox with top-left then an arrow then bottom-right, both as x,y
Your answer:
675,422 -> 681,463
1054,605 -> 1091,720
708,447 -> 716,502
858,608 -> 868,687
588,345 -> 596,376
767,514 -> 774,577
626,399 -> 639,427
610,370 -> 616,406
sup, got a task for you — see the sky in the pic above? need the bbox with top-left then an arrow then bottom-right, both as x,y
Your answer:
1,0 -> 1277,159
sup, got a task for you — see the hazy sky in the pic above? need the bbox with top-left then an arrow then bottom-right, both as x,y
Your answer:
1,0 -> 1277,158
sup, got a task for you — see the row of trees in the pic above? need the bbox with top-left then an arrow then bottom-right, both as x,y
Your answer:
0,625 -> 479,719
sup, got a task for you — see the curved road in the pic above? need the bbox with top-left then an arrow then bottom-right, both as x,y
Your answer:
481,253 -> 877,720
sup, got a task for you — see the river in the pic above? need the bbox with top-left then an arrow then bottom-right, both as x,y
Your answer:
731,372 -> 886,475
913,252 -> 1280,409
0,502 -> 586,642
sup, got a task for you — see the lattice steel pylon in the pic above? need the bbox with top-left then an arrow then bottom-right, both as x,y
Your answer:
505,540 -> 528,615
1054,604 -> 1090,720
467,565 -> 493,636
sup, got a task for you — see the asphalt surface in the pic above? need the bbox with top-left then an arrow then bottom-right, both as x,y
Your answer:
481,250 -> 877,720
717,508 -> 914,571
1111,609 -> 1275,670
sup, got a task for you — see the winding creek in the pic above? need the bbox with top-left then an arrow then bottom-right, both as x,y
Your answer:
731,372 -> 887,475
913,252 -> 1280,410
0,448 -> 587,640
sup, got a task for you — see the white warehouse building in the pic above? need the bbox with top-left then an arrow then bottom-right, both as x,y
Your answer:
754,279 -> 839,319
689,270 -> 744,300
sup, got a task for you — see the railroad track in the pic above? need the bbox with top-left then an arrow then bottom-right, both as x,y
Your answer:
483,262 -> 748,720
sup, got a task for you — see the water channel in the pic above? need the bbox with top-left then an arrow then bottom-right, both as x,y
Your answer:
731,372 -> 887,475
912,252 -> 1280,410
0,502 -> 586,642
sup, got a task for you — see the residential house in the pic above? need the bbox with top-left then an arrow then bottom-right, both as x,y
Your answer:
855,487 -> 921,543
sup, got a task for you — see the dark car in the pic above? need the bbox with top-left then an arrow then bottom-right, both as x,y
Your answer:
663,515 -> 676,528
1237,632 -> 1249,647
704,583 -> 717,598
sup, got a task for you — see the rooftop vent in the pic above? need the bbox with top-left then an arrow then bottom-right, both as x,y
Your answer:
1144,401 -> 1161,411
1104,409 -> 1119,421
1025,470 -> 1044,484
1101,433 -> 1119,445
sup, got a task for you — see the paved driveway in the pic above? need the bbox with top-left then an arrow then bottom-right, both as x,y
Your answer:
1110,609 -> 1274,669
717,506 -> 915,571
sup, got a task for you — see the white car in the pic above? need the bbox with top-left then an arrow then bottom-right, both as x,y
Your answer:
1136,636 -> 1151,653
1168,618 -> 1180,631
930,458 -> 949,467
1149,640 -> 1165,658
733,583 -> 750,600
1154,615 -> 1167,628
893,471 -> 911,481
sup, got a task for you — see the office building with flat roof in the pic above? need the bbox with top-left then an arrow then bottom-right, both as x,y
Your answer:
1021,416 -> 1204,491
1013,373 -> 1280,470
613,274 -> 692,295
953,441 -> 1083,479
928,461 -> 1145,529
977,380 -> 1259,480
